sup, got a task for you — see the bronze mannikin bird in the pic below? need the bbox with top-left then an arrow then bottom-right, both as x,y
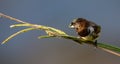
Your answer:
69,18 -> 101,46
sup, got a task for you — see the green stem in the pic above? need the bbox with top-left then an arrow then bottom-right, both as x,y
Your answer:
98,43 -> 120,52
38,35 -> 120,53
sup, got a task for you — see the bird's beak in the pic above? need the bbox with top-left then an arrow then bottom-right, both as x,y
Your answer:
69,19 -> 77,29
69,24 -> 75,29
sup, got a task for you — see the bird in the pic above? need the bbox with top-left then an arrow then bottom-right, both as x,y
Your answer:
69,18 -> 101,46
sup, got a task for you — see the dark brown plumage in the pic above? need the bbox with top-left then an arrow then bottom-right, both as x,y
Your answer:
70,18 -> 101,41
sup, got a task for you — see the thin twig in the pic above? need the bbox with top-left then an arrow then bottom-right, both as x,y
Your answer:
99,47 -> 120,56
0,13 -> 67,35
0,13 -> 29,24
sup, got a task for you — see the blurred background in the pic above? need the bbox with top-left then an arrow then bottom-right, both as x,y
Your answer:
0,0 -> 120,64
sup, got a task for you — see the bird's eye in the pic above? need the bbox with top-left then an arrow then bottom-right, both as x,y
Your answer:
71,22 -> 75,25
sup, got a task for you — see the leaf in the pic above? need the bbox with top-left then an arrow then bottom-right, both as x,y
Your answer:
38,35 -> 55,39
10,24 -> 68,35
98,43 -> 120,52
1,28 -> 35,44
38,34 -> 120,56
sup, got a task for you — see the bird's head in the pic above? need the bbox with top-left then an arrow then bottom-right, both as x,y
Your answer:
69,18 -> 89,31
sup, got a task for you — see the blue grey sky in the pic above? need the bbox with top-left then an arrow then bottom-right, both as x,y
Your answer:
0,0 -> 120,64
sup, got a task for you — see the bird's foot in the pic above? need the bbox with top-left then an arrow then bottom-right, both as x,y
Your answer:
94,40 -> 98,48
